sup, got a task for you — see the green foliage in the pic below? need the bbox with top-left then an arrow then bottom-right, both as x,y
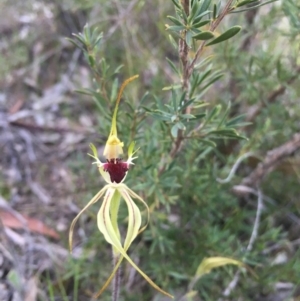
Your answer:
51,0 -> 300,300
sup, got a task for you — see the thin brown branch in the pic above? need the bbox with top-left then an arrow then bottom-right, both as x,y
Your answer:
159,1 -> 236,176
9,120 -> 93,134
233,132 -> 300,193
179,0 -> 190,91
221,190 -> 263,298
181,0 -> 189,15
187,0 -> 235,77
246,65 -> 300,122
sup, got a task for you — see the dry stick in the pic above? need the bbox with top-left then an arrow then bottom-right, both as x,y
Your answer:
221,189 -> 263,299
246,65 -> 300,122
233,132 -> 300,194
216,152 -> 258,184
159,0 -> 235,176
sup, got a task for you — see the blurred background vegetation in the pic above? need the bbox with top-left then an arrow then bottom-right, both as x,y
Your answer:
0,0 -> 299,301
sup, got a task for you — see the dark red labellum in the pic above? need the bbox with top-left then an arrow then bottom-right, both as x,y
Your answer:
103,159 -> 129,183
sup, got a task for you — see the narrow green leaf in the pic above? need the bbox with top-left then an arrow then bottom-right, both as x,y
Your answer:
162,85 -> 181,91
166,57 -> 181,76
110,78 -> 119,102
193,113 -> 206,119
213,4 -> 217,19
179,91 -> 187,104
189,0 -> 200,22
171,0 -> 181,9
199,139 -> 217,148
206,26 -> 242,46
168,34 -> 178,49
180,98 -> 194,110
193,10 -> 211,23
205,105 -> 221,124
217,102 -> 231,128
196,69 -> 212,86
113,64 -> 123,75
231,0 -> 278,13
198,0 -> 211,15
181,113 -> 196,119
199,73 -> 223,92
193,31 -> 214,40
166,25 -> 186,32
207,129 -> 238,135
150,113 -> 171,121
192,19 -> 210,28
168,271 -> 190,280
71,33 -> 86,45
181,7 -> 188,22
65,38 -> 84,51
139,92 -> 149,105
236,0 -> 259,8
171,89 -> 177,112
226,114 -> 247,127
74,89 -> 93,96
167,15 -> 184,26
186,30 -> 193,48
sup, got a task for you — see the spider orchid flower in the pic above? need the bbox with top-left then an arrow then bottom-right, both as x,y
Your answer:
69,75 -> 173,299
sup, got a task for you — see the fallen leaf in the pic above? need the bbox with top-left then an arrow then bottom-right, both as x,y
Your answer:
0,209 -> 59,239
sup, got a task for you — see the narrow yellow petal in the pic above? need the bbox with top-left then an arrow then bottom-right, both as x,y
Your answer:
93,255 -> 124,298
119,188 -> 142,250
110,75 -> 139,138
126,186 -> 150,234
94,187 -> 142,298
97,187 -> 122,249
97,186 -> 173,298
110,190 -> 121,242
110,240 -> 173,298
69,185 -> 108,252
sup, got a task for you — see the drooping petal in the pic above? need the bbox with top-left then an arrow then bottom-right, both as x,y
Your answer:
69,185 -> 108,252
97,187 -> 122,249
92,190 -> 124,299
94,187 -> 139,299
93,253 -> 124,298
109,235 -> 174,298
97,185 -> 173,299
119,188 -> 142,250
109,190 -> 121,249
125,186 -> 150,235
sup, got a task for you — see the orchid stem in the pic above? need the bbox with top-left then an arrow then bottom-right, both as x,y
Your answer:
112,255 -> 121,301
